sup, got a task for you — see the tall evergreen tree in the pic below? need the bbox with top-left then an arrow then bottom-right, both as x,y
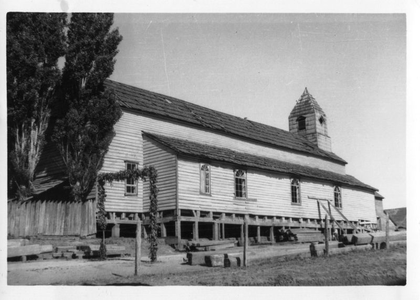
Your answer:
52,13 -> 123,201
7,13 -> 67,199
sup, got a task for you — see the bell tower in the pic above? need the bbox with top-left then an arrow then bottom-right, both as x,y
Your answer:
288,88 -> 332,152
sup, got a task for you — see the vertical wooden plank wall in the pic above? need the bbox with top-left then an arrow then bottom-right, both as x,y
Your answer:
143,137 -> 177,212
7,199 -> 98,238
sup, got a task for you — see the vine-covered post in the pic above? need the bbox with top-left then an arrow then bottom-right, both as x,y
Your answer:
97,166 -> 159,263
148,167 -> 159,263
97,178 -> 107,260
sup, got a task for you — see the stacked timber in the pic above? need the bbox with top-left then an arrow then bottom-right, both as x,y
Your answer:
187,239 -> 237,251
205,254 -> 224,267
8,239 -> 30,247
7,240 -> 54,262
351,233 -> 373,245
224,253 -> 242,268
77,244 -> 127,257
343,230 -> 406,246
291,229 -> 324,243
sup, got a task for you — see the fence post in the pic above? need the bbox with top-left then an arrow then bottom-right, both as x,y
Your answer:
243,219 -> 248,267
324,214 -> 329,256
135,220 -> 142,276
385,213 -> 390,249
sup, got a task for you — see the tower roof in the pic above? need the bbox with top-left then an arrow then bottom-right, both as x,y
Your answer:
289,88 -> 326,117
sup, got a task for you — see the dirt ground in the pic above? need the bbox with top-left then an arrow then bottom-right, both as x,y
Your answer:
7,243 -> 406,286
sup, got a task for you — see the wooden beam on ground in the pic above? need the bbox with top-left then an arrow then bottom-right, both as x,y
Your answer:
8,244 -> 53,258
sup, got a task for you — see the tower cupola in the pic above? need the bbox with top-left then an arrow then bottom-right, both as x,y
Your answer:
288,88 -> 332,152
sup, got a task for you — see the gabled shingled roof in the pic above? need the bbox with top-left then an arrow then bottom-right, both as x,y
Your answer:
105,80 -> 347,164
384,207 -> 407,229
289,87 -> 326,118
143,132 -> 376,192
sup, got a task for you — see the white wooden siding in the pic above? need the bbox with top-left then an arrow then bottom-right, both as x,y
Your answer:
101,110 -> 350,213
119,111 -> 345,172
100,116 -> 144,212
178,158 -> 376,221
143,138 -> 177,211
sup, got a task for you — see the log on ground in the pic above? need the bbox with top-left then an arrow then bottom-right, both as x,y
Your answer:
205,254 -> 224,267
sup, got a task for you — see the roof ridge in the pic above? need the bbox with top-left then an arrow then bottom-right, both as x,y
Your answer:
143,132 -> 376,191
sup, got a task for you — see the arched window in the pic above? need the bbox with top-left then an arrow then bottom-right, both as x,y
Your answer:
334,186 -> 342,208
235,169 -> 247,198
200,164 -> 211,194
297,116 -> 306,130
291,178 -> 301,204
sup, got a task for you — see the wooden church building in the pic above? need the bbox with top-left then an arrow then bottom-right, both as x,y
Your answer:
8,80 -> 379,245
99,81 -> 377,242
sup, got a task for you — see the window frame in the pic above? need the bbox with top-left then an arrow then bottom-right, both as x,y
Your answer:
334,186 -> 342,209
291,178 -> 301,205
234,169 -> 247,199
125,161 -> 138,196
199,163 -> 211,195
297,116 -> 306,131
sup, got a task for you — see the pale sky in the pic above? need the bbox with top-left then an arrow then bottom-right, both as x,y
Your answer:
110,13 -> 406,209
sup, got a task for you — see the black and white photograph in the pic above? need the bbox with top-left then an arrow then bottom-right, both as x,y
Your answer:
1,1 -> 419,299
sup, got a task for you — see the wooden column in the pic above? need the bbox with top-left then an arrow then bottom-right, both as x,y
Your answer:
111,224 -> 120,238
385,213 -> 390,249
240,223 -> 244,244
221,213 -> 225,240
213,221 -> 219,241
221,223 -> 225,240
193,220 -> 199,241
160,222 -> 167,238
324,214 -> 329,256
175,219 -> 182,250
135,220 -> 142,276
243,220 -> 248,267
270,226 -> 275,244
257,226 -> 261,243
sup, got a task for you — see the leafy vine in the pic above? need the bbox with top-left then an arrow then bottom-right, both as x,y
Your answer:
97,166 -> 158,261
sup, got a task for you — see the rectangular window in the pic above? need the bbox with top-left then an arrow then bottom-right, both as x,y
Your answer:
200,164 -> 211,194
125,161 -> 138,196
235,169 -> 247,198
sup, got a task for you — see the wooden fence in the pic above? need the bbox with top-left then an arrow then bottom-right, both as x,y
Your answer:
8,199 -> 97,238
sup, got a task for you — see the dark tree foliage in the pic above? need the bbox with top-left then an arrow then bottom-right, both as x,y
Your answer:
52,13 -> 123,201
7,13 -> 67,199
